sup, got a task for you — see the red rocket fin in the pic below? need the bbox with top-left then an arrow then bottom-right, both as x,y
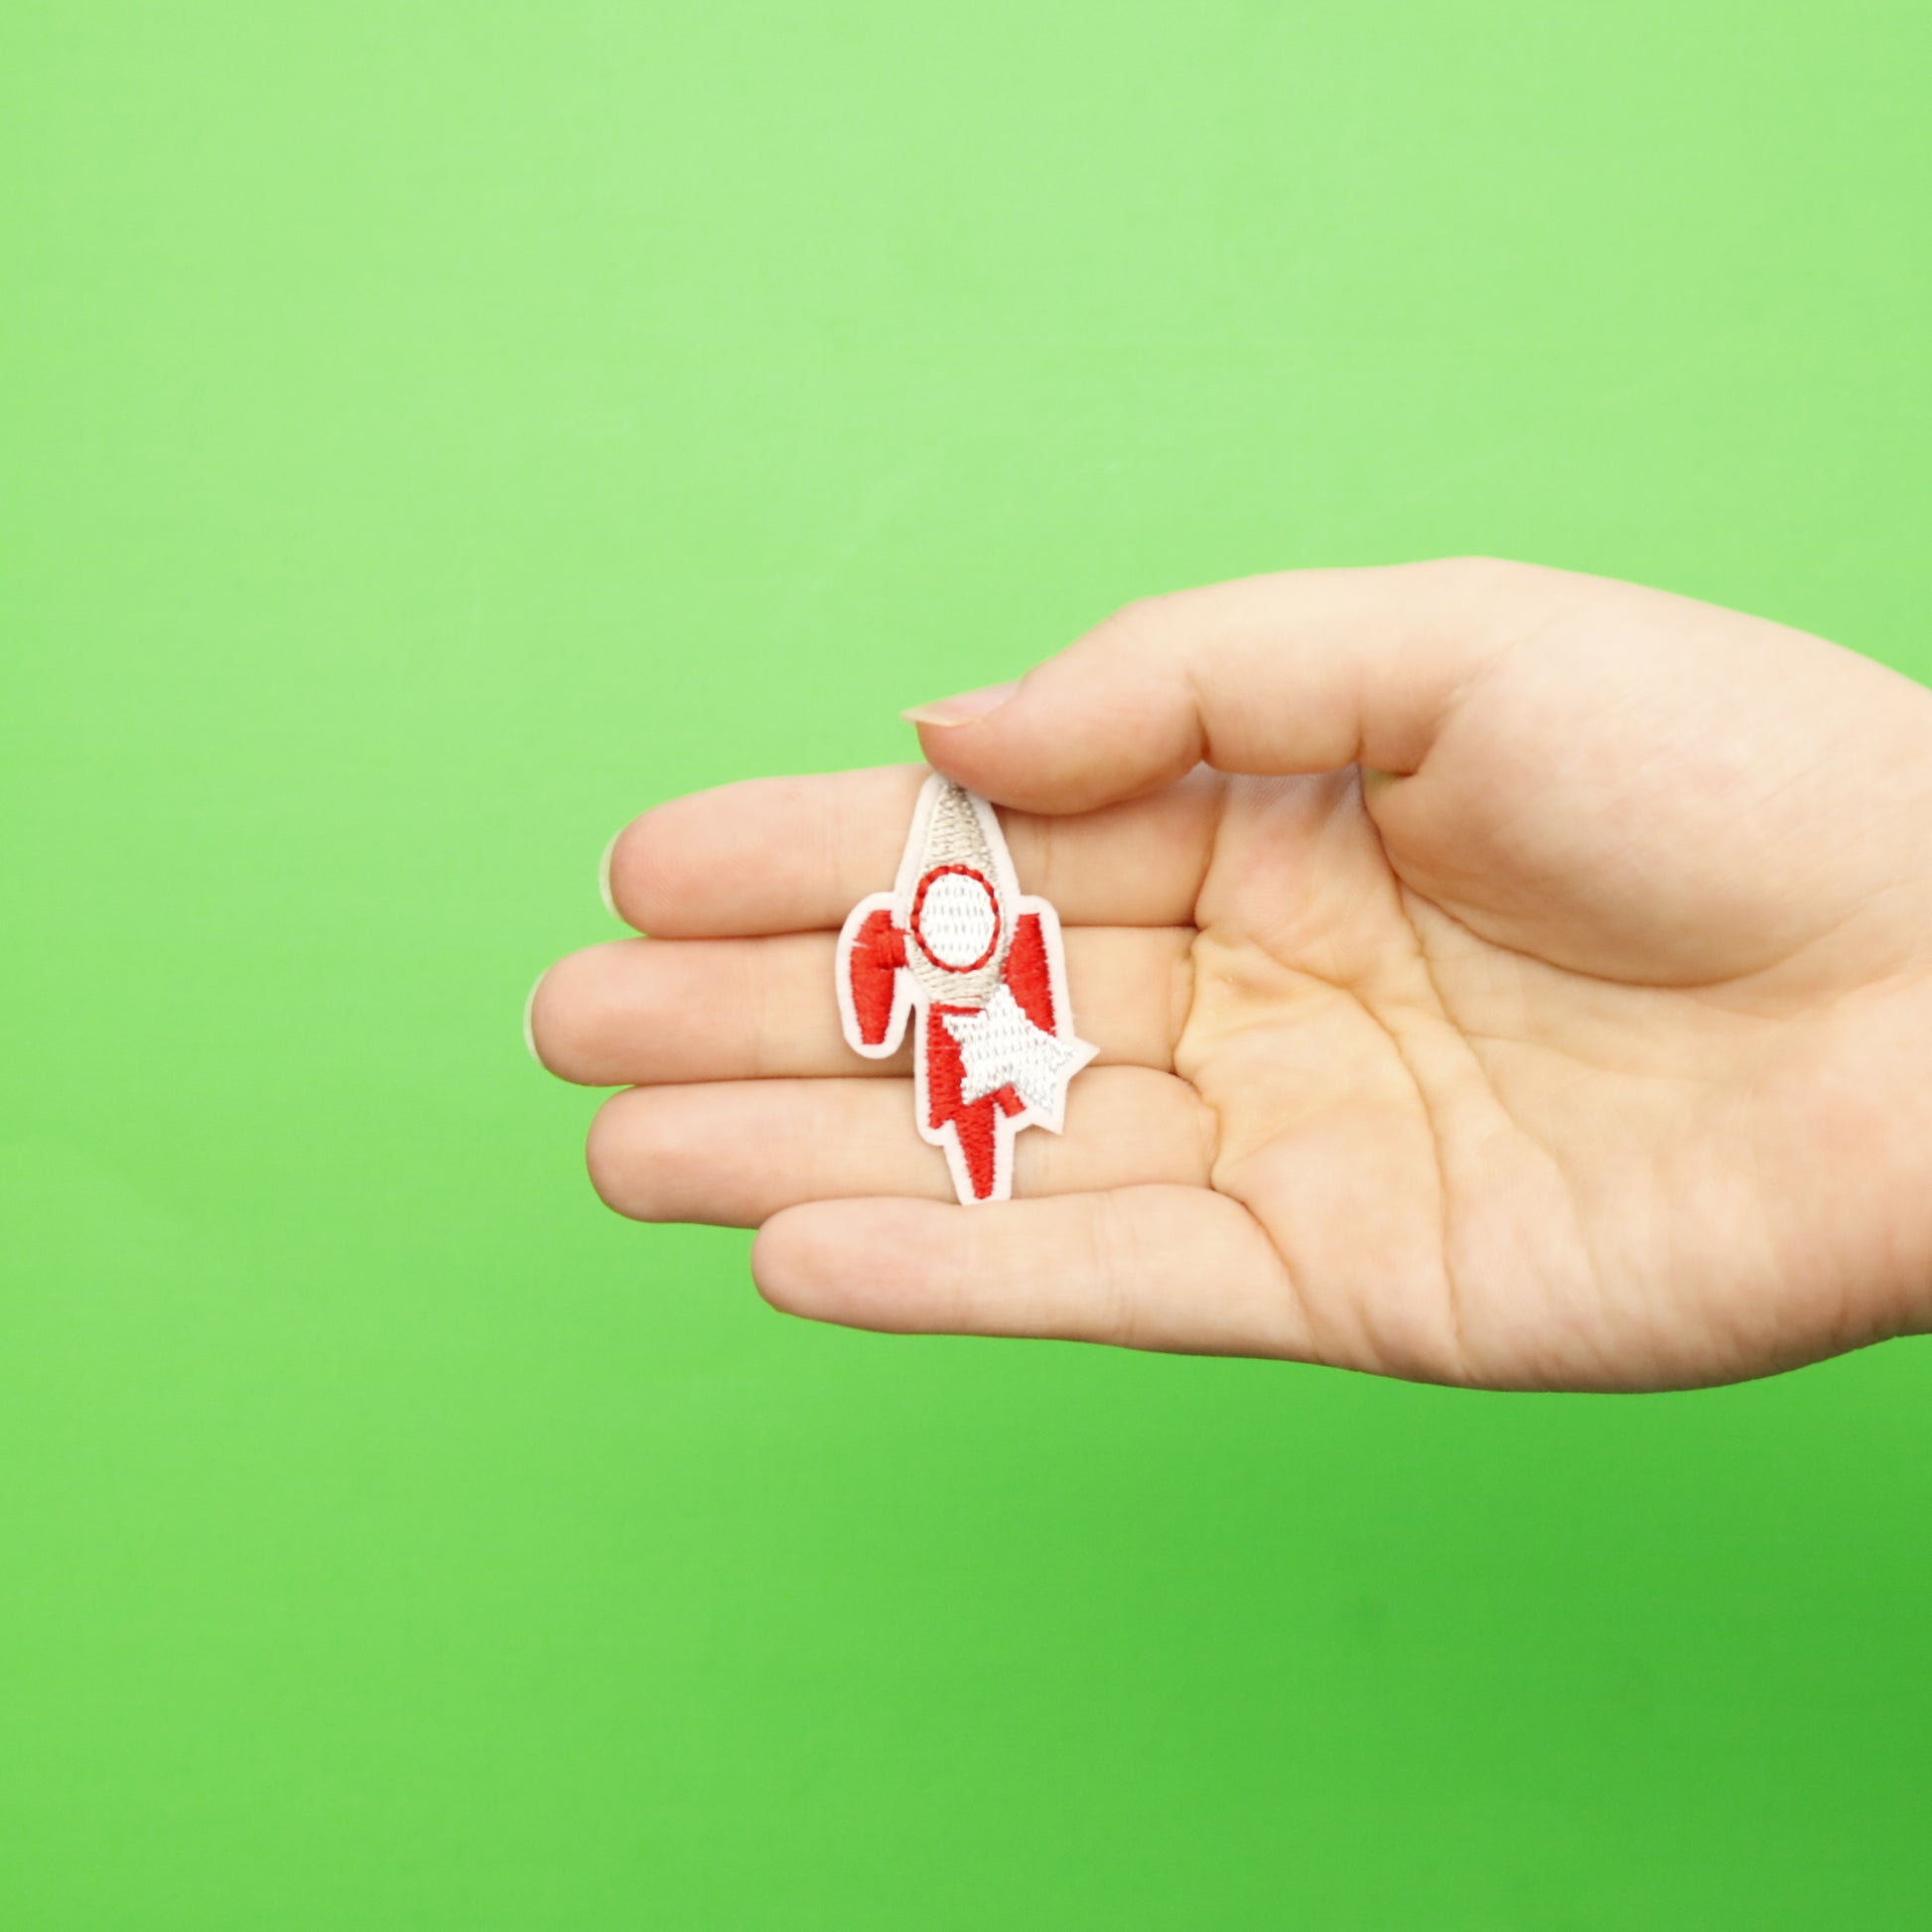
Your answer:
845,908 -> 905,1046
1003,911 -> 1056,1032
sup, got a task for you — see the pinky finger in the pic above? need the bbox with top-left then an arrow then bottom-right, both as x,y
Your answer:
750,1186 -> 1316,1361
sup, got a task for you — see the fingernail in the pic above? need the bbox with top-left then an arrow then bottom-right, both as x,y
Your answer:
598,829 -> 621,918
901,681 -> 1019,728
523,971 -> 547,1065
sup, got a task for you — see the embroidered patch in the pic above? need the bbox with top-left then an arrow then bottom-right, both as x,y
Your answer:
836,773 -> 1097,1205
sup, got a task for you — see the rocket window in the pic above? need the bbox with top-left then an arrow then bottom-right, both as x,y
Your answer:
910,866 -> 1001,972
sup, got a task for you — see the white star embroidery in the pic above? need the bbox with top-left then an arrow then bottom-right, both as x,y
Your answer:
941,984 -> 1096,1129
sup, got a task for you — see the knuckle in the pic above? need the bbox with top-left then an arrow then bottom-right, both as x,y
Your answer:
1166,932 -> 1197,1060
1091,594 -> 1168,656
1413,554 -> 1532,605
1084,1190 -> 1139,1348
1428,552 -> 1511,580
1186,1088 -> 1221,1185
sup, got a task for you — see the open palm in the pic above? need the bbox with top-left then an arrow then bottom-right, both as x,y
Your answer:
530,560 -> 1932,1388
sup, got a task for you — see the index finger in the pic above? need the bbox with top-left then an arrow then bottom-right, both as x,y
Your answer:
607,764 -> 1220,937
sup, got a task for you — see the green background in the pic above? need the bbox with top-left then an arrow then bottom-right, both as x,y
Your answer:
5,2 -> 1930,1925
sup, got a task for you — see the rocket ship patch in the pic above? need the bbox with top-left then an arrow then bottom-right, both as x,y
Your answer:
836,773 -> 1097,1206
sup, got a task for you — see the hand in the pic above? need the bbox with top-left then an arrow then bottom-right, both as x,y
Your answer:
529,560 -> 1932,1389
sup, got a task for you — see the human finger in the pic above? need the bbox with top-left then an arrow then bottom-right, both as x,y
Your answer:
532,927 -> 1191,1085
605,764 -> 1221,937
585,1069 -> 1210,1226
751,1185 -> 1313,1358
907,558 -> 1608,814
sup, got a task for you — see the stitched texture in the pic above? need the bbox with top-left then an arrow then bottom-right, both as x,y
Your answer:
835,774 -> 1096,1204
943,983 -> 1085,1111
846,908 -> 905,1045
910,866 -> 1001,970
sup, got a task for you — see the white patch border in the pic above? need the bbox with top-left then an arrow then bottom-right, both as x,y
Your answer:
835,774 -> 1096,1206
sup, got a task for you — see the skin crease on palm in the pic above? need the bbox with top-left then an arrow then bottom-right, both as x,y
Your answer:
528,558 -> 1932,1392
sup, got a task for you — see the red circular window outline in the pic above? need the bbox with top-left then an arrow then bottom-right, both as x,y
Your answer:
908,865 -> 1002,974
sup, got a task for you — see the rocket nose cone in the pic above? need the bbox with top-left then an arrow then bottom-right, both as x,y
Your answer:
902,777 -> 1016,996
921,779 -> 999,882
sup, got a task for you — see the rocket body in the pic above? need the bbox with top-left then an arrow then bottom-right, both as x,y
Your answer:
836,774 -> 1095,1205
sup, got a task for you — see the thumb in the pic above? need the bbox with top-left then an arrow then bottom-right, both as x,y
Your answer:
904,558 -> 1589,815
